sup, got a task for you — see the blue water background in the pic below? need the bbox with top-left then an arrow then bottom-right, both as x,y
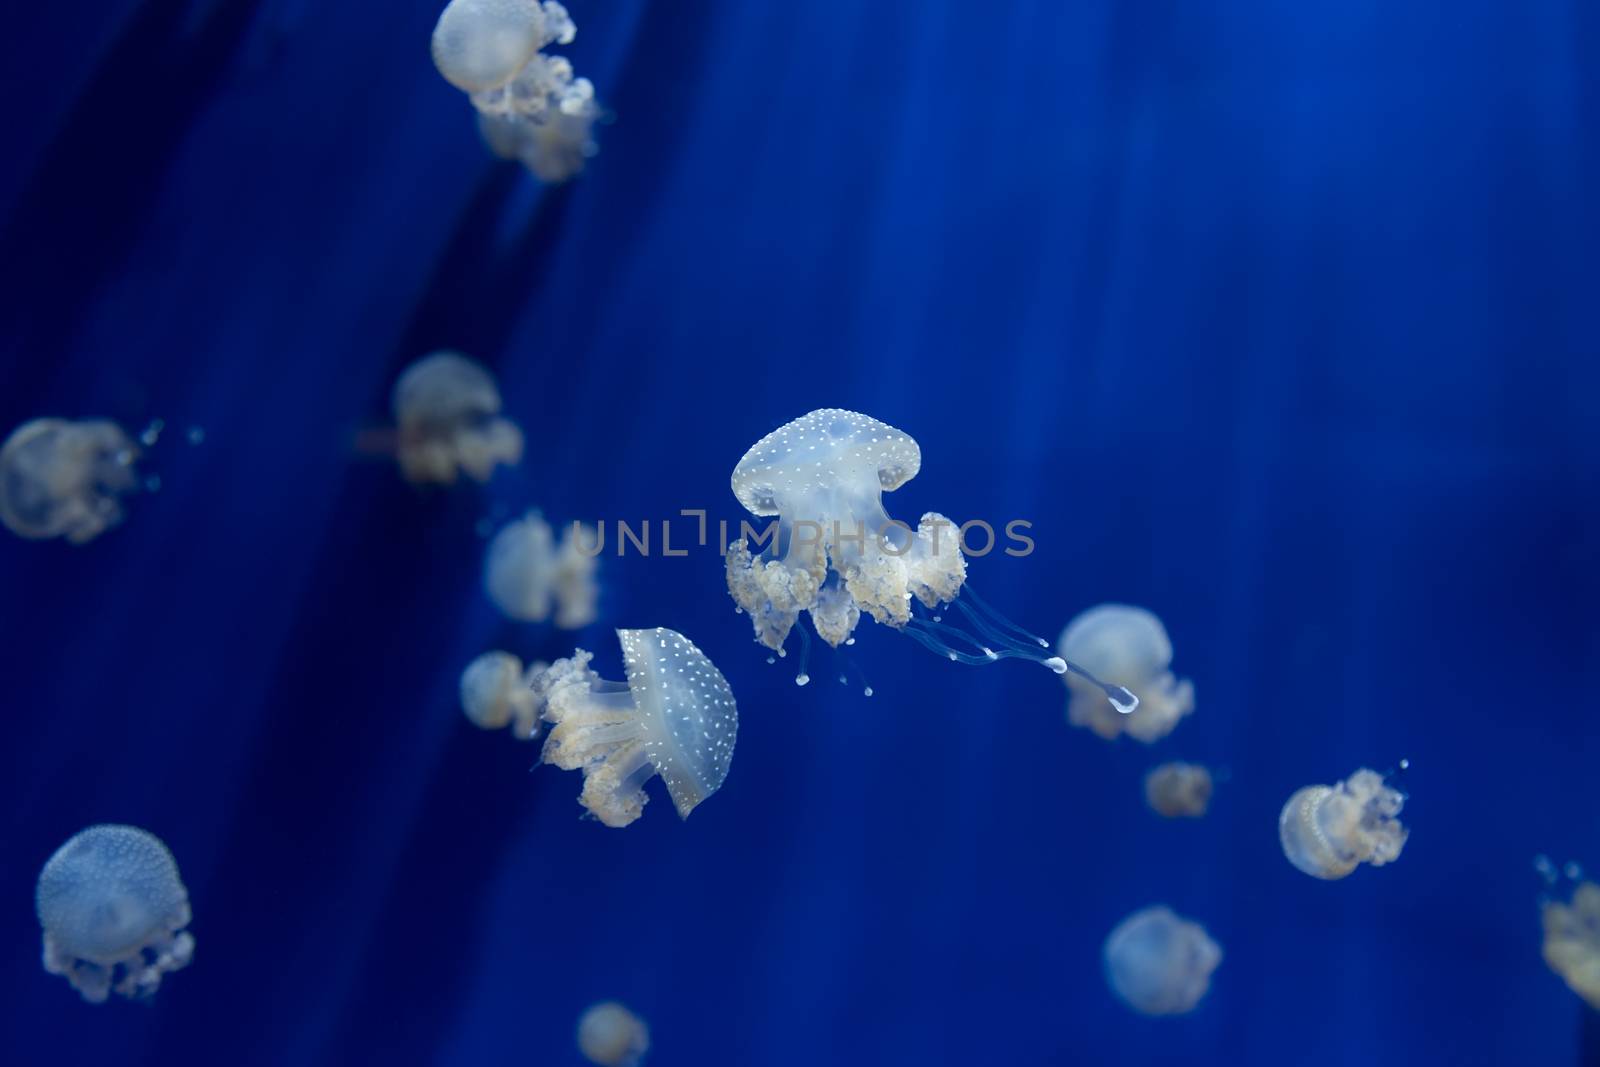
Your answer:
0,2 -> 1596,1064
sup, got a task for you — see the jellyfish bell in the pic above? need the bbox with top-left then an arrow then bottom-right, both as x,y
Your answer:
1145,762 -> 1212,818
1279,767 -> 1409,880
390,351 -> 523,486
725,409 -> 1131,706
529,628 -> 737,828
430,0 -> 576,93
1542,878 -> 1600,1011
1103,905 -> 1222,1016
1058,605 -> 1191,741
484,511 -> 599,629
460,651 -> 542,740
36,825 -> 195,1003
0,418 -> 141,544
577,1000 -> 650,1066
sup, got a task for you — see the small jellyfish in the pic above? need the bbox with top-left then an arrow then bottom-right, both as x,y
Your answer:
1058,605 -> 1194,742
725,410 -> 1127,701
391,351 -> 524,486
459,650 -> 543,740
484,511 -> 599,629
1103,905 -> 1222,1016
1542,880 -> 1600,1011
1144,762 -> 1212,818
0,418 -> 141,544
36,825 -> 195,1003
577,1000 -> 650,1066
528,628 -> 737,828
432,0 -> 601,182
1279,768 -> 1409,880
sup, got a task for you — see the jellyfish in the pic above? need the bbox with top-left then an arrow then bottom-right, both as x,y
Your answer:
391,351 -> 523,486
484,511 -> 599,629
724,409 -> 1135,709
528,628 -> 737,828
1279,768 -> 1409,879
1103,905 -> 1222,1016
1542,880 -> 1600,1011
460,651 -> 543,739
1057,604 -> 1193,742
577,1001 -> 650,1066
0,418 -> 141,544
35,825 -> 194,1003
1145,762 -> 1212,818
432,0 -> 601,182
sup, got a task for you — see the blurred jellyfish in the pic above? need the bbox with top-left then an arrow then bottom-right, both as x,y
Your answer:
1145,762 -> 1212,818
1542,880 -> 1600,1011
577,1001 -> 650,1066
484,511 -> 599,629
1279,768 -> 1409,879
460,651 -> 543,739
36,825 -> 194,1003
0,418 -> 141,544
1058,605 -> 1193,742
432,0 -> 601,182
725,409 -> 1132,707
1103,905 -> 1221,1016
528,628 -> 737,828
391,351 -> 523,486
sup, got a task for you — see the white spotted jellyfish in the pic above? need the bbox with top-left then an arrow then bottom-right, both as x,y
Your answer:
577,1000 -> 650,1066
35,825 -> 195,1003
484,511 -> 599,629
1144,762 -> 1213,819
1058,604 -> 1193,742
1279,767 -> 1409,880
1103,905 -> 1222,1016
724,409 -> 1135,710
460,651 -> 543,740
529,628 -> 737,828
0,418 -> 141,544
1541,877 -> 1600,1011
390,351 -> 524,486
431,0 -> 601,182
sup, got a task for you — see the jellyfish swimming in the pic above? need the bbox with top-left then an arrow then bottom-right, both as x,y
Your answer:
1057,605 -> 1193,742
0,418 -> 141,544
431,0 -> 601,182
577,1000 -> 650,1066
1145,762 -> 1212,818
484,511 -> 599,629
36,825 -> 194,1003
391,351 -> 524,486
724,409 -> 1135,709
1279,767 -> 1409,880
528,628 -> 737,828
1103,905 -> 1222,1016
460,651 -> 543,739
1541,879 -> 1600,1011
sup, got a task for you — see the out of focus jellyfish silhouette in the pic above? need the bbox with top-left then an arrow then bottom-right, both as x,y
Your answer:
1103,905 -> 1222,1016
1542,879 -> 1600,1010
35,825 -> 194,1003
390,351 -> 523,486
460,650 -> 543,739
1144,762 -> 1212,818
529,628 -> 737,828
1279,767 -> 1409,879
0,418 -> 140,544
1058,604 -> 1193,742
431,0 -> 601,182
725,409 -> 1134,708
577,1000 -> 650,1066
484,511 -> 599,628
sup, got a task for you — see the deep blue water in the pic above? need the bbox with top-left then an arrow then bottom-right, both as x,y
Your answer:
1,2 -> 1597,1064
